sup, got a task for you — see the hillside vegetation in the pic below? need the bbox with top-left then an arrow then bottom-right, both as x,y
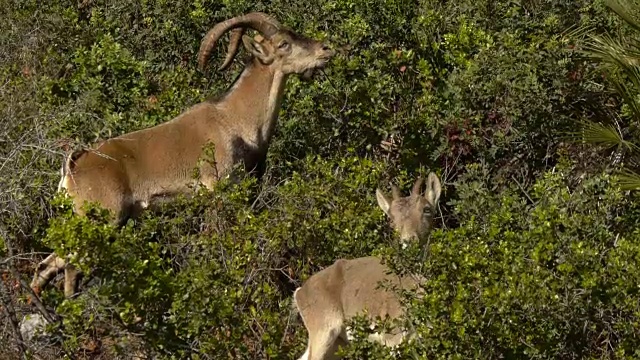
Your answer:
1,0 -> 639,359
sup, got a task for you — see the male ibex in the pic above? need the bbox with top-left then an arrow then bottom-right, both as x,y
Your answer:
294,173 -> 442,360
32,12 -> 335,298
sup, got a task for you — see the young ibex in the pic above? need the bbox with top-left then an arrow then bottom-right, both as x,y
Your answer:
294,173 -> 442,360
31,12 -> 335,298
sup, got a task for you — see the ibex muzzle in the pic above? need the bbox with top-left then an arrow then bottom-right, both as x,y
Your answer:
294,173 -> 442,360
32,12 -> 335,298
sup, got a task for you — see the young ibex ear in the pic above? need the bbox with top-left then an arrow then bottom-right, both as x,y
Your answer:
242,34 -> 273,64
425,172 -> 442,209
376,189 -> 392,217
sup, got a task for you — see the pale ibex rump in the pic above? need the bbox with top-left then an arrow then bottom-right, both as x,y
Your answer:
294,173 -> 442,360
32,12 -> 335,298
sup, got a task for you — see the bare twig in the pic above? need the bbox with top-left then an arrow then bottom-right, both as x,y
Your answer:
0,276 -> 26,357
4,261 -> 56,325
511,175 -> 535,205
2,235 -> 78,360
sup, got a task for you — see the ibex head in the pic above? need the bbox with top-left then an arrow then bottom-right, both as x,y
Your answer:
197,12 -> 335,78
376,173 -> 442,244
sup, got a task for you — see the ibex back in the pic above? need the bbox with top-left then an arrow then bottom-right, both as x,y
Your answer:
294,173 -> 442,360
32,12 -> 335,298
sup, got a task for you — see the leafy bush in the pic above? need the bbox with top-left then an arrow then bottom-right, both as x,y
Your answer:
383,163 -> 639,358
1,0 -> 639,359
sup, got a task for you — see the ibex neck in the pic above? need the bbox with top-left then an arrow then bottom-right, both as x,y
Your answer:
222,59 -> 288,148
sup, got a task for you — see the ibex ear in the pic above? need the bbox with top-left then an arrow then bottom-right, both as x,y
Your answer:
376,189 -> 392,217
425,173 -> 442,209
242,35 -> 273,64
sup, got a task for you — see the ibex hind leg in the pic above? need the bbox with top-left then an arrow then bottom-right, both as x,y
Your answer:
63,196 -> 133,298
297,346 -> 310,360
31,253 -> 66,294
308,327 -> 344,360
31,253 -> 81,297
294,288 -> 346,360
31,162 -> 69,294
64,264 -> 81,298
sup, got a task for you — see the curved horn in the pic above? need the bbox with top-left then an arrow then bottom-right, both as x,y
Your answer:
197,12 -> 282,71
411,177 -> 424,196
391,184 -> 401,200
218,28 -> 245,71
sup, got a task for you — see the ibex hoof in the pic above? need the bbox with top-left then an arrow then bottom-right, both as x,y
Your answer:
27,287 -> 40,305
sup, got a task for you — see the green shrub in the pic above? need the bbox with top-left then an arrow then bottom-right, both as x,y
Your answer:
2,0 -> 638,358
341,162 -> 640,359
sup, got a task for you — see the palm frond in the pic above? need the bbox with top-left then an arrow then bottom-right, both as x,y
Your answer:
618,168 -> 640,190
574,0 -> 640,191
575,120 -> 625,149
563,23 -> 594,41
607,0 -> 640,33
581,30 -> 640,121
610,74 -> 640,121
583,34 -> 640,78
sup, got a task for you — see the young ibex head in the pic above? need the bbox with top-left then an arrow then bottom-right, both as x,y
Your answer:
375,173 -> 442,244
197,12 -> 334,78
